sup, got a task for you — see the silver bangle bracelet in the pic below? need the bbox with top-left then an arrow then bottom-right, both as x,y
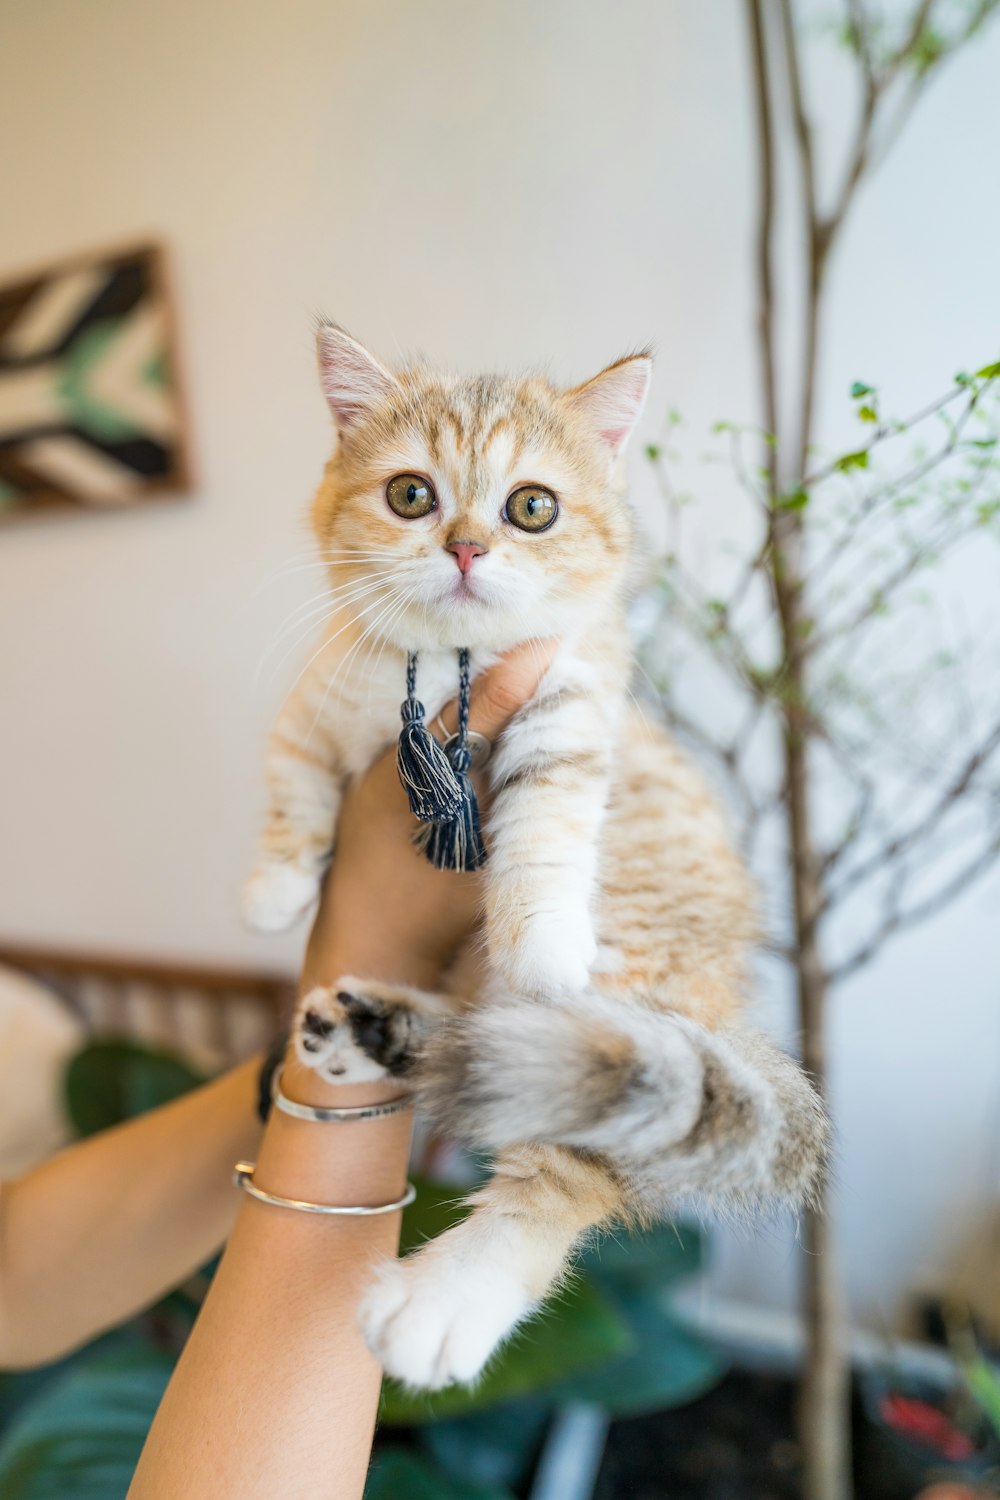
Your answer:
233,1160 -> 416,1217
271,1063 -> 412,1123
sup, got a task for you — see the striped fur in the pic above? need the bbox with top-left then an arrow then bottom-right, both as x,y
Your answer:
245,327 -> 828,1390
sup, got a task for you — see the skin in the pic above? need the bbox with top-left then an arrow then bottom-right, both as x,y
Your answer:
0,1059 -> 263,1369
115,637 -> 556,1500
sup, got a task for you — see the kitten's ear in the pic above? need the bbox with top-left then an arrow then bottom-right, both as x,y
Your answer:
316,321 -> 399,430
565,352 -> 652,459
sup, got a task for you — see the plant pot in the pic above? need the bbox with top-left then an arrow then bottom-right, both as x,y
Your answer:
858,1370 -> 1000,1493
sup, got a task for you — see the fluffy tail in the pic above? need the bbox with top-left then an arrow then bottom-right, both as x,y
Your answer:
418,996 -> 829,1217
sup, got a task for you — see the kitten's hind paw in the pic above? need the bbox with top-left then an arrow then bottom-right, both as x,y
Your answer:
242,861 -> 320,932
294,979 -> 442,1085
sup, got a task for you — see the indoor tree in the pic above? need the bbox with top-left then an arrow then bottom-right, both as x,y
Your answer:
643,3 -> 1000,1497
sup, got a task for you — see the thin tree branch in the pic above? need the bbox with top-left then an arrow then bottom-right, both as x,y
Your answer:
778,0 -> 825,484
829,822 -> 1000,983
821,716 -> 1000,909
747,0 -> 780,501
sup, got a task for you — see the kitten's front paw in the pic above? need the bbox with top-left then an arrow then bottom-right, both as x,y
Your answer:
242,861 -> 320,932
359,1252 -> 532,1390
495,906 -> 598,996
294,981 -> 422,1085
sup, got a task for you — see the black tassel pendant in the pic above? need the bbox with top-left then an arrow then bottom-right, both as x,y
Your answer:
397,648 -> 487,872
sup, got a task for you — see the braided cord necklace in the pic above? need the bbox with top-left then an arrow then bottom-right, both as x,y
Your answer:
396,648 -> 486,871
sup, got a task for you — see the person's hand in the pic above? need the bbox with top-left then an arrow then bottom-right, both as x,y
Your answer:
300,639 -> 558,997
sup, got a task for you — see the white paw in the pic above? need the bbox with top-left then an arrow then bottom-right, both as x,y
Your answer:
293,986 -> 391,1085
499,907 -> 598,996
242,861 -> 320,932
359,1252 -> 532,1390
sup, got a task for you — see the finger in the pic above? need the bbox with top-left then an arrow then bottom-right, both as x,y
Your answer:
436,638 -> 559,743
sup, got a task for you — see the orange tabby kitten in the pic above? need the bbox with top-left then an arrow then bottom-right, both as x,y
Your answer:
245,324 -> 827,1390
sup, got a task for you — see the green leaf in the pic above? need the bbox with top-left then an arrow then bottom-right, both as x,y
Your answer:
834,448 -> 869,472
398,1176 -> 478,1258
644,443 -> 662,461
849,380 -> 873,398
548,1284 -> 724,1419
578,1220 -> 704,1290
65,1041 -> 205,1137
857,404 -> 878,423
0,1327 -> 148,1433
421,1401 -> 550,1491
365,1450 -> 514,1500
0,1346 -> 173,1500
963,1356 -> 1000,1439
975,361 -> 1000,381
379,1276 -> 630,1426
912,26 -> 945,74
777,488 -> 809,511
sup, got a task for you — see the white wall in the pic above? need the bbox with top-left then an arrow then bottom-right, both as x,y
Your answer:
1,0 -> 997,1329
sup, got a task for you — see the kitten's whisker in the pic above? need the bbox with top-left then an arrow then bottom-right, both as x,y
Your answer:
365,585 -> 420,712
274,586 -> 398,707
306,588 -> 410,742
263,570 -> 388,640
329,589 -> 408,704
261,580 -> 396,690
255,576 -> 391,684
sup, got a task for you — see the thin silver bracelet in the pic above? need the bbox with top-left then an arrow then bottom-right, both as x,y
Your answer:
233,1160 -> 416,1217
271,1063 -> 412,1123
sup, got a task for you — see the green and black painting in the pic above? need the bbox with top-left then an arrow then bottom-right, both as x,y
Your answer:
0,242 -> 191,518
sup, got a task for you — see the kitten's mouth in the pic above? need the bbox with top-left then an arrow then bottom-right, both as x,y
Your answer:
445,575 -> 485,605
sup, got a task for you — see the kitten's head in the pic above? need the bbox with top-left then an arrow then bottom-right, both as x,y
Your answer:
311,324 -> 651,651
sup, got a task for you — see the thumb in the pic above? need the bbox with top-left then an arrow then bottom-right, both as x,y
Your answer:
438,639 -> 559,744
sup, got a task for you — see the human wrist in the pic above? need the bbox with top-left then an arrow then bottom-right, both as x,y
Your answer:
302,930 -> 448,1003
278,1052 -> 406,1111
251,1069 -> 412,1206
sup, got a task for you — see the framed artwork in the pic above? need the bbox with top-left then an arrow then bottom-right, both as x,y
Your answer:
0,241 -> 192,520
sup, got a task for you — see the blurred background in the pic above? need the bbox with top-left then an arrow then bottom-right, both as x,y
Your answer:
1,2 -> 999,1496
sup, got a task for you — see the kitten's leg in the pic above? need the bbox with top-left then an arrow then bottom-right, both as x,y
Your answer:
485,663 -> 621,996
292,978 -> 454,1086
359,1144 -> 619,1390
243,667 -> 346,932
419,995 -> 829,1215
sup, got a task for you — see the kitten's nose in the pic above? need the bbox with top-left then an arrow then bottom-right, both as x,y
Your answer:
446,539 -> 488,576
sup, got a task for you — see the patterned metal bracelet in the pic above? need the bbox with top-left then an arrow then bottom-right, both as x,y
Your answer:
270,1063 -> 413,1123
233,1160 -> 416,1217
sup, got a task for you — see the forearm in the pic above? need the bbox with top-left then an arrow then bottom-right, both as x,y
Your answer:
127,1051 -> 411,1500
0,1056 -> 263,1368
127,645 -> 554,1499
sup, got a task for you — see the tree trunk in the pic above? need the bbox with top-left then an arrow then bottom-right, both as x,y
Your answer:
801,1177 -> 851,1500
745,5 -> 852,1490
782,656 -> 852,1500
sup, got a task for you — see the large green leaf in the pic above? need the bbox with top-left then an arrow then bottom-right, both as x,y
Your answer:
550,1282 -> 724,1418
365,1449 -> 514,1500
0,1346 -> 173,1500
578,1219 -> 704,1290
398,1177 -> 473,1257
65,1040 -> 205,1137
380,1276 -> 630,1425
420,1399 -> 551,1490
0,1329 -> 146,1435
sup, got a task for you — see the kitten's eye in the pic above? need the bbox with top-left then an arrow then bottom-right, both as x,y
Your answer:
504,485 -> 558,533
386,473 -> 437,519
